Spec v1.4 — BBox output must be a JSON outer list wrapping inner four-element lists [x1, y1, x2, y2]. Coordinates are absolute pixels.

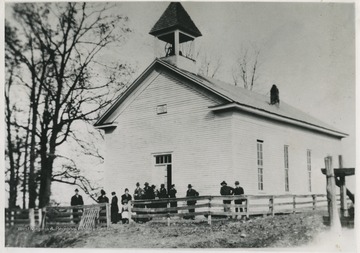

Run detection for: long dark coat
[[186, 188, 199, 206], [97, 195, 109, 203], [121, 193, 132, 205], [233, 186, 244, 204], [111, 196, 119, 223], [71, 195, 84, 206], [71, 194, 84, 224], [220, 185, 234, 204]]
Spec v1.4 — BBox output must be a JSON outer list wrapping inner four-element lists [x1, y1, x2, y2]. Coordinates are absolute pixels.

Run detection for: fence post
[[38, 208, 42, 228], [269, 196, 274, 216], [325, 156, 341, 230], [246, 196, 250, 219], [312, 194, 317, 211], [292, 196, 296, 213], [127, 201, 132, 224], [207, 196, 212, 225], [106, 203, 111, 227], [167, 199, 170, 227], [11, 210, 14, 226]]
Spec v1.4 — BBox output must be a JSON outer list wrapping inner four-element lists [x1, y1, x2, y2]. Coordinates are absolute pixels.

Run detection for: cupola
[[149, 2, 202, 73]]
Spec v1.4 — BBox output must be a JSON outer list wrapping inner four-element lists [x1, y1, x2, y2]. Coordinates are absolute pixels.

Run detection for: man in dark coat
[[186, 184, 199, 220], [168, 184, 177, 213], [111, 192, 119, 224], [220, 181, 234, 212], [233, 181, 245, 219], [143, 182, 151, 200], [121, 188, 132, 205], [134, 182, 144, 200], [71, 188, 84, 224], [158, 184, 168, 213], [97, 189, 109, 203], [97, 189, 109, 224]]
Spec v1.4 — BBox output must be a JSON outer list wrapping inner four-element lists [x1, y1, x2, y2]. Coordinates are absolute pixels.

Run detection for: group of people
[[220, 180, 245, 216], [70, 180, 244, 224]]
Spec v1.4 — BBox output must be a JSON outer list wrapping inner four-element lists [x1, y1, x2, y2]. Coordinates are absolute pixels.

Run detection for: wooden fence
[[5, 194, 346, 228], [5, 203, 110, 229], [45, 203, 110, 228], [5, 208, 41, 227], [130, 194, 345, 225]]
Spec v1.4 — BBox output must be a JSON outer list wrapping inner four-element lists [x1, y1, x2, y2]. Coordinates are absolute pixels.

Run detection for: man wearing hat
[[234, 181, 245, 219], [97, 189, 109, 203], [186, 184, 199, 219], [134, 182, 144, 200], [220, 181, 234, 212], [143, 182, 151, 200], [169, 184, 177, 213], [71, 189, 84, 224], [158, 184, 168, 212]]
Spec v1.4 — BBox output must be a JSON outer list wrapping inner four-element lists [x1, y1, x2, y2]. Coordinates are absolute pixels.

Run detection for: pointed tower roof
[[149, 2, 202, 37]]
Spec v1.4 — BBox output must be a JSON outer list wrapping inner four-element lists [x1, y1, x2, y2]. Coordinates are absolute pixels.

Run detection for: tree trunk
[[28, 87, 39, 209]]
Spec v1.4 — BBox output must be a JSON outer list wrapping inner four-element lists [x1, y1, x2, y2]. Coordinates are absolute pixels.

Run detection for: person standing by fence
[[97, 189, 109, 203], [121, 189, 132, 224], [71, 188, 84, 224], [97, 189, 109, 224], [158, 184, 168, 213], [134, 182, 144, 200], [111, 192, 119, 224], [220, 181, 234, 213], [186, 184, 199, 220], [233, 181, 244, 219], [169, 184, 177, 213]]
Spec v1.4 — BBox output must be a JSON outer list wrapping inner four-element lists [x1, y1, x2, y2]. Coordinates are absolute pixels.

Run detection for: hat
[[144, 182, 149, 186], [161, 183, 165, 188], [101, 189, 106, 195], [188, 184, 192, 188], [125, 188, 129, 192], [151, 185, 156, 189], [171, 184, 175, 188], [136, 182, 140, 187], [221, 181, 227, 185], [235, 181, 239, 185], [75, 188, 79, 192]]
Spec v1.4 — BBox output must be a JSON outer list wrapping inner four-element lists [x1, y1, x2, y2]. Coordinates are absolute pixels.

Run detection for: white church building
[[94, 2, 347, 197]]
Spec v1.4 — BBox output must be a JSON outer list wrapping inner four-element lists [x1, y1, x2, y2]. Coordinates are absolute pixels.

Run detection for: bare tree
[[232, 47, 260, 90], [5, 2, 133, 212], [195, 46, 222, 78]]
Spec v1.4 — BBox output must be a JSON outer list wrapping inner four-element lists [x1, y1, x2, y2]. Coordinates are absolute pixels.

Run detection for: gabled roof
[[94, 59, 347, 139], [149, 2, 202, 37]]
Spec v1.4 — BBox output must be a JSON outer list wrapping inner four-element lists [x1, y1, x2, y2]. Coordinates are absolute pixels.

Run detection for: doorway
[[153, 154, 172, 190]]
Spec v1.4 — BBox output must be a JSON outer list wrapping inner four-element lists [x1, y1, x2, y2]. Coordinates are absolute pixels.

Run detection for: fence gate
[[78, 206, 101, 230]]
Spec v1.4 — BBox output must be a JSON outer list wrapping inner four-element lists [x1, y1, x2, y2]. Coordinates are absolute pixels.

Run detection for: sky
[[3, 1, 356, 205]]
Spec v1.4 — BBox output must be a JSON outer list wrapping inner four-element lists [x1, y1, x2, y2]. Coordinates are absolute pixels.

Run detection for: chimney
[[270, 84, 280, 105]]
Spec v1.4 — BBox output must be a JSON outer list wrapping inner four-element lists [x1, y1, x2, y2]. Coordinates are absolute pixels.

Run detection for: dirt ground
[[5, 212, 350, 248]]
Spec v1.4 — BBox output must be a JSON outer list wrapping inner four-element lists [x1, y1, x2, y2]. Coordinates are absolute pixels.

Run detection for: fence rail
[[5, 194, 347, 228], [130, 194, 345, 225], [5, 203, 110, 229]]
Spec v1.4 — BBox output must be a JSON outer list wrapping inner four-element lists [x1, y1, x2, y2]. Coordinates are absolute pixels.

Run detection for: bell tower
[[149, 2, 202, 73]]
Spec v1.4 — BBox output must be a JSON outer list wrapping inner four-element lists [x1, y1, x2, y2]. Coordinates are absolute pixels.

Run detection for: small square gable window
[[156, 104, 167, 115]]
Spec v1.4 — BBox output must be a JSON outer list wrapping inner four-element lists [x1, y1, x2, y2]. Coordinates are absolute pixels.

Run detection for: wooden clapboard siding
[[232, 111, 342, 195], [103, 65, 343, 198], [104, 68, 232, 196]]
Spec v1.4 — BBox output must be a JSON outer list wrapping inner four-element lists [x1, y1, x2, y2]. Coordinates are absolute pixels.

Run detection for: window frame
[[284, 145, 289, 192], [257, 140, 264, 191], [307, 149, 312, 192]]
